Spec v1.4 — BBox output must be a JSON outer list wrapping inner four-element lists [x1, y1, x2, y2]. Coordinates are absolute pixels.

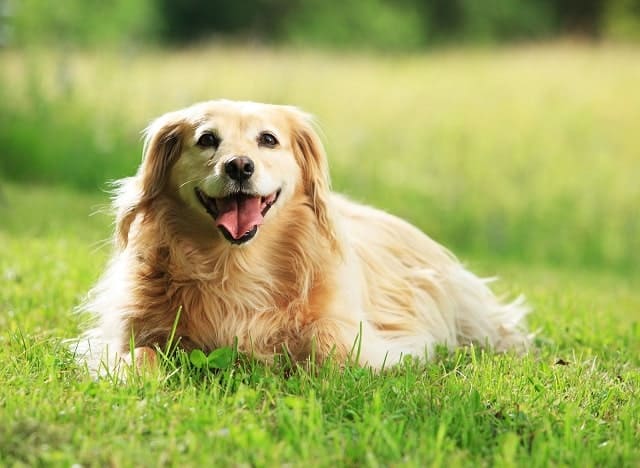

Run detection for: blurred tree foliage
[[156, 0, 640, 49], [1, 0, 640, 49], [3, 0, 157, 47]]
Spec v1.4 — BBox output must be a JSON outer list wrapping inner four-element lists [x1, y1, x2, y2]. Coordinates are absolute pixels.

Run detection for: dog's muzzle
[[195, 187, 280, 244]]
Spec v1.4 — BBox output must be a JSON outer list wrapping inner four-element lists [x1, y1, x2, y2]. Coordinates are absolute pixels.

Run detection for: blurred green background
[[3, 0, 640, 48], [1, 0, 639, 271]]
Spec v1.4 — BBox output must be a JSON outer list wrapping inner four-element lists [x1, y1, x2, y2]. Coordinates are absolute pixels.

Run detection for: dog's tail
[[449, 266, 532, 353]]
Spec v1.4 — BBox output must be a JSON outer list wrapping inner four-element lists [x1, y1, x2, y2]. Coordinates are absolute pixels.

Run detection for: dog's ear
[[115, 112, 185, 248], [289, 109, 339, 251], [139, 113, 185, 201]]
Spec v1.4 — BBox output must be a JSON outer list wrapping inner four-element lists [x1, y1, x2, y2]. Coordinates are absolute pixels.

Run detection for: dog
[[77, 100, 529, 374]]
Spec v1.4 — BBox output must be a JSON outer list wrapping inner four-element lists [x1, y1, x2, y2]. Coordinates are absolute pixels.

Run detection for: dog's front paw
[[132, 346, 158, 370]]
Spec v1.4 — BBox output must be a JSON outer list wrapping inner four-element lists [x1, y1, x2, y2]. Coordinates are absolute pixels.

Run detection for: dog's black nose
[[224, 156, 254, 182]]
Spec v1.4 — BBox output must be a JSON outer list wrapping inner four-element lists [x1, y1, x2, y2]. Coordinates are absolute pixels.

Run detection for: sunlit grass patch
[[2, 43, 639, 270], [0, 182, 638, 465], [1, 43, 639, 465]]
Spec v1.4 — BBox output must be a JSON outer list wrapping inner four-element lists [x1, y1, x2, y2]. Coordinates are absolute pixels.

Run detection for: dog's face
[[120, 100, 333, 247], [170, 101, 304, 244]]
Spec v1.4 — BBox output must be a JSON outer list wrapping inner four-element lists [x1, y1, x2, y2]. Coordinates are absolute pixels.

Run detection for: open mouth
[[195, 187, 280, 244]]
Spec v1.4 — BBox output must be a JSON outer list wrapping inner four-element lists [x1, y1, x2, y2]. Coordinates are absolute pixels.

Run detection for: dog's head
[[117, 100, 335, 248]]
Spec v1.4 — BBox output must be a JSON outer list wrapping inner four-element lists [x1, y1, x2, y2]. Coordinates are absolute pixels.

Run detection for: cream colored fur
[[76, 100, 530, 374]]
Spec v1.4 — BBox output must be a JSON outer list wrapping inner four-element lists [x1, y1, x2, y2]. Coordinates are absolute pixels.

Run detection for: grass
[[0, 182, 638, 466], [1, 42, 639, 465], [1, 43, 640, 270]]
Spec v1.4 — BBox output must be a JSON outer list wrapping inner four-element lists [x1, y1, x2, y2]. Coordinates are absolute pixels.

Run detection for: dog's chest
[[137, 240, 324, 355], [172, 273, 312, 354]]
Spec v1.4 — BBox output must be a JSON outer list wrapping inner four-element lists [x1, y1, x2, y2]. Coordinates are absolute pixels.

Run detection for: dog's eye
[[197, 132, 220, 149], [258, 132, 279, 148]]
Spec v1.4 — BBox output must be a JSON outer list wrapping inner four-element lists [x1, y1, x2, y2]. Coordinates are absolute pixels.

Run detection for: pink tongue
[[216, 195, 264, 239]]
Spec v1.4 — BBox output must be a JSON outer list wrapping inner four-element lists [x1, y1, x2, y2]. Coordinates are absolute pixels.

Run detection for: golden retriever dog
[[77, 100, 529, 374]]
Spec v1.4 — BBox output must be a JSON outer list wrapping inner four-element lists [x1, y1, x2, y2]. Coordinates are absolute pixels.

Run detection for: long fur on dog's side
[[76, 100, 530, 374]]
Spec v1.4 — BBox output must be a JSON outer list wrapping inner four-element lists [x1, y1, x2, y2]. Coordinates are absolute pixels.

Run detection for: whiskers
[[178, 177, 203, 190], [89, 202, 112, 218], [90, 237, 113, 254]]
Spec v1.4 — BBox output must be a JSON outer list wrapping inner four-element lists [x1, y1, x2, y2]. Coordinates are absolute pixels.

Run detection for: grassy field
[[2, 42, 640, 270], [1, 43, 639, 465], [0, 183, 638, 466]]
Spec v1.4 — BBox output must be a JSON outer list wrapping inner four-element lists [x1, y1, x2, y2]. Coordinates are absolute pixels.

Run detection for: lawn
[[1, 43, 639, 466]]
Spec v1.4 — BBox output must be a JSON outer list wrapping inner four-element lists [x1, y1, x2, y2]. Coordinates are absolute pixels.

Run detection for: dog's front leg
[[125, 346, 158, 371], [300, 319, 350, 365], [301, 317, 404, 370]]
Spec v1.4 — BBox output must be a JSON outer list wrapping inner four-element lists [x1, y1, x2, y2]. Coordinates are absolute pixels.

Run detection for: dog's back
[[333, 194, 530, 358]]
